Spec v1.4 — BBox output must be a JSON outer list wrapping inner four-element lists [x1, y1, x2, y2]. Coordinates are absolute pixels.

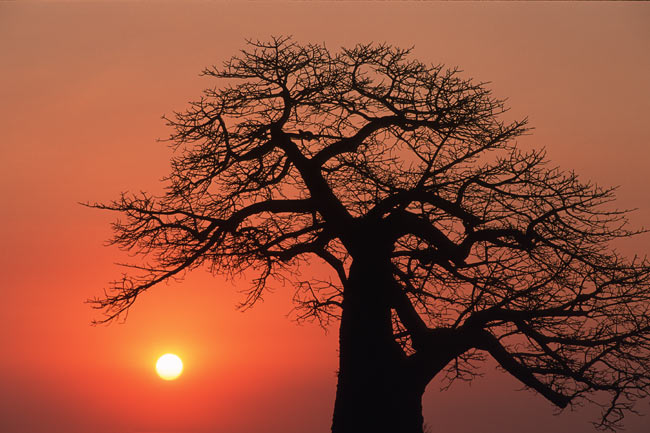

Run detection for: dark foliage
[[90, 37, 650, 431]]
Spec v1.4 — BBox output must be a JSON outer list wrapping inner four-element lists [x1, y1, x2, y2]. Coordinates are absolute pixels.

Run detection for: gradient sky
[[1, 2, 649, 433]]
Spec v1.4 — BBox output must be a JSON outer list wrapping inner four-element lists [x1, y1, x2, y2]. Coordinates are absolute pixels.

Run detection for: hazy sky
[[1, 2, 649, 433]]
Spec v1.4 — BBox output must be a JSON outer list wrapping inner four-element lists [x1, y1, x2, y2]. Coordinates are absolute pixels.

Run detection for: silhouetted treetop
[[90, 37, 650, 432]]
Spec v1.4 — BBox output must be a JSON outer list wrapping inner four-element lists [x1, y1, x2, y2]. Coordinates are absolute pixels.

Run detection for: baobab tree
[[89, 37, 650, 433]]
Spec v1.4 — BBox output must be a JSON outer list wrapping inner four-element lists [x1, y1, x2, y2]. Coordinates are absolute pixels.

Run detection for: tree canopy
[[91, 37, 650, 431]]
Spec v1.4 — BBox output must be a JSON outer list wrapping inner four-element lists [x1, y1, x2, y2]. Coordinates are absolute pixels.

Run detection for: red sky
[[1, 2, 649, 433]]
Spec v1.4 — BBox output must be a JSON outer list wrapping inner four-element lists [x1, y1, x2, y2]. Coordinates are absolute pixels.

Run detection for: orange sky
[[1, 2, 649, 433]]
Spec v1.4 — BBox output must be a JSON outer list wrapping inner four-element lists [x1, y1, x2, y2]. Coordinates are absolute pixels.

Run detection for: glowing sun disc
[[156, 353, 183, 380]]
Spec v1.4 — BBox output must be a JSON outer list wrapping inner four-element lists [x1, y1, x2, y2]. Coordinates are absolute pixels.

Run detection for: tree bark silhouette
[[333, 254, 426, 433]]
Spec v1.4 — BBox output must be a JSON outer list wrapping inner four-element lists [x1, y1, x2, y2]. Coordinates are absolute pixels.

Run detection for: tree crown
[[90, 37, 650, 430]]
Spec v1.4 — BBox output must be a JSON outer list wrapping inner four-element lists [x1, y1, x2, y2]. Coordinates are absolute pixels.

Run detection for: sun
[[155, 353, 183, 380]]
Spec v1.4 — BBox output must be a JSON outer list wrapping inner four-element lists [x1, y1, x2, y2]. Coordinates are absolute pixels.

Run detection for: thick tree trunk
[[331, 256, 426, 433], [331, 367, 425, 433]]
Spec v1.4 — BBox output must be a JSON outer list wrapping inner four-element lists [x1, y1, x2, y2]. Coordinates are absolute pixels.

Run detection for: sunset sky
[[1, 2, 649, 433]]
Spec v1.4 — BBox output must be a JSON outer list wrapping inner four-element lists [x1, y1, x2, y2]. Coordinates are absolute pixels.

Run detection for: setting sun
[[156, 354, 183, 380]]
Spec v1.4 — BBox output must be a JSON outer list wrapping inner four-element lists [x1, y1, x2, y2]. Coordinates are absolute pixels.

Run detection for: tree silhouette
[[90, 37, 650, 433]]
